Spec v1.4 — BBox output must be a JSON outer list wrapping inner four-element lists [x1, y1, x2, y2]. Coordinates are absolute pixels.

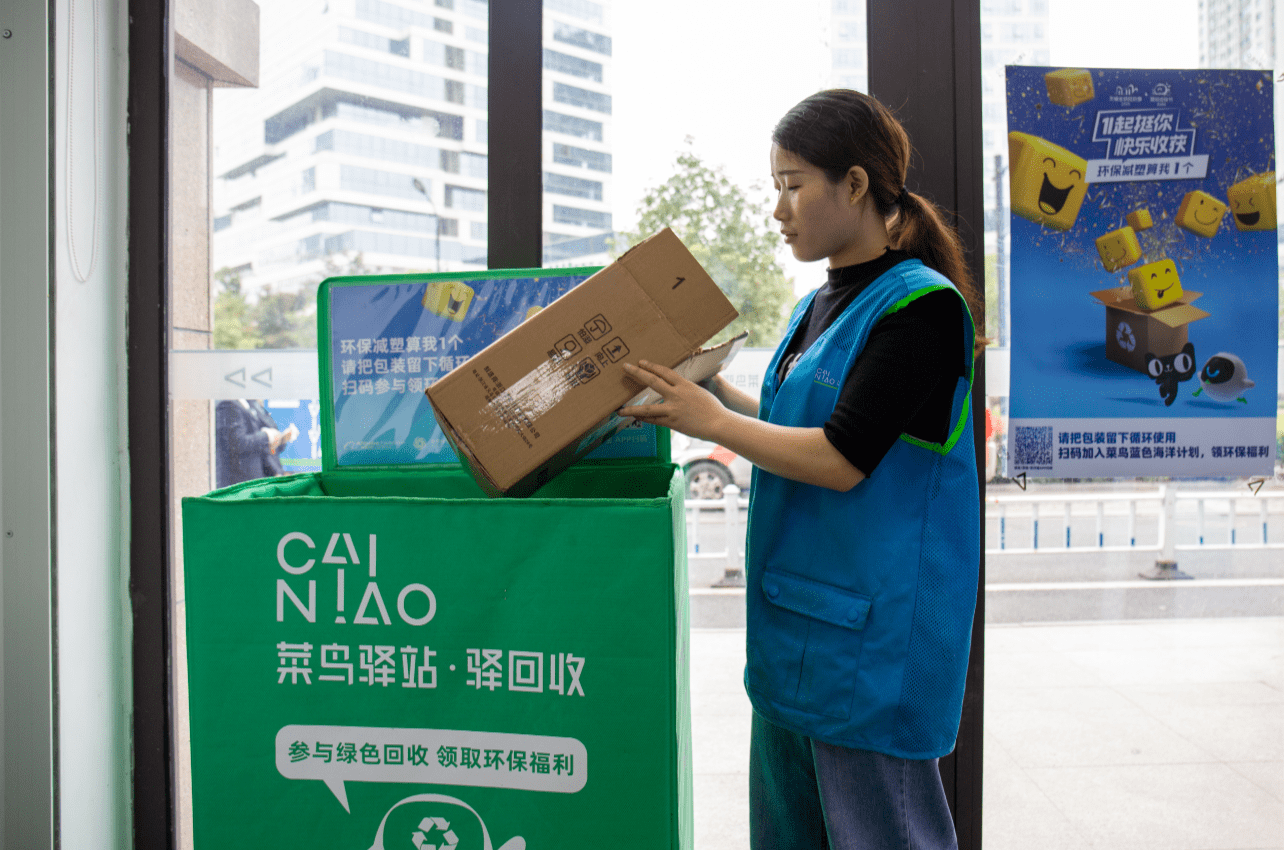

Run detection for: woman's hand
[[619, 360, 727, 441], [622, 360, 865, 492]]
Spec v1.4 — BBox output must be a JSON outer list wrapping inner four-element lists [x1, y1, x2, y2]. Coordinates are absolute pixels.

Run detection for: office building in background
[[212, 0, 615, 294]]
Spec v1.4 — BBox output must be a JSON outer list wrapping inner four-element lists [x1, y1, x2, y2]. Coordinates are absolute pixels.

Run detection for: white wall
[[52, 0, 133, 846], [1, 0, 132, 845]]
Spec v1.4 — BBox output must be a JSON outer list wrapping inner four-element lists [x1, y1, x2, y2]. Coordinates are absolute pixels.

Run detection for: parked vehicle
[[672, 433, 752, 499]]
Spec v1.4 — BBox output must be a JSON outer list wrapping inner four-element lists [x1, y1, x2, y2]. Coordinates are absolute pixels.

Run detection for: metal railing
[[985, 484, 1284, 555], [684, 484, 1284, 573], [685, 485, 748, 584]]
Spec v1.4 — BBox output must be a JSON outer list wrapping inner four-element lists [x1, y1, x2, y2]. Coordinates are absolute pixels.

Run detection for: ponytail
[[892, 191, 981, 332]]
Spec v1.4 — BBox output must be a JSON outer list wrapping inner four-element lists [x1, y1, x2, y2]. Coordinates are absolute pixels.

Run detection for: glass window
[[552, 81, 612, 113], [552, 21, 612, 55], [542, 109, 603, 140], [170, 5, 493, 838], [543, 171, 603, 200], [545, 48, 604, 82], [981, 2, 1283, 847]]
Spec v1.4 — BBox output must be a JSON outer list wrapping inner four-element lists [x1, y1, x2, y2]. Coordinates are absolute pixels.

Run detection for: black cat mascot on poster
[[1145, 342, 1196, 406]]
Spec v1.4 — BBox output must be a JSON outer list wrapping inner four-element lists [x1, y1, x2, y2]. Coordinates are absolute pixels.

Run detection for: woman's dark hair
[[773, 89, 981, 331]]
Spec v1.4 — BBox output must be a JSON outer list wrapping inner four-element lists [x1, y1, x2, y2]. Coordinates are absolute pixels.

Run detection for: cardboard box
[[1089, 285, 1209, 374], [426, 228, 739, 496]]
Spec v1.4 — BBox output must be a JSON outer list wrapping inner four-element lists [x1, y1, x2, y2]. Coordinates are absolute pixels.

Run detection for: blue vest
[[745, 259, 979, 758]]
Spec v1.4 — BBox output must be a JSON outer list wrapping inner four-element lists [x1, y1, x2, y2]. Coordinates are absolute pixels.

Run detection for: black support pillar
[[867, 2, 986, 848], [489, 0, 544, 270]]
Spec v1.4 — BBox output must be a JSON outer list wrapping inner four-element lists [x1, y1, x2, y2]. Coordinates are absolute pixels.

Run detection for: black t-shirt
[[775, 250, 968, 476]]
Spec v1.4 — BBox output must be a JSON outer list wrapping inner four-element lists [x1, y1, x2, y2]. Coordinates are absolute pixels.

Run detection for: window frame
[[127, 2, 986, 846]]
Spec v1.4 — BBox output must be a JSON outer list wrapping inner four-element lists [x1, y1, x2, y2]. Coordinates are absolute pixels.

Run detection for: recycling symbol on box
[[1115, 320, 1136, 352], [412, 817, 459, 850]]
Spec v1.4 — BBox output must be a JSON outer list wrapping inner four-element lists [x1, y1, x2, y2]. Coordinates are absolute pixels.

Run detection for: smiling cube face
[[1044, 69, 1095, 108], [422, 280, 475, 321], [1095, 226, 1142, 272], [1175, 190, 1228, 238], [1128, 259, 1184, 310], [1008, 132, 1089, 231], [1227, 172, 1276, 232]]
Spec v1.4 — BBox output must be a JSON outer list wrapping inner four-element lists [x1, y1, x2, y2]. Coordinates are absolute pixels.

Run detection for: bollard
[[1140, 485, 1192, 580], [713, 485, 746, 587]]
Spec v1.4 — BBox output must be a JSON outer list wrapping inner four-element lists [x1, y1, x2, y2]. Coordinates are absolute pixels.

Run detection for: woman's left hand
[[618, 360, 725, 440]]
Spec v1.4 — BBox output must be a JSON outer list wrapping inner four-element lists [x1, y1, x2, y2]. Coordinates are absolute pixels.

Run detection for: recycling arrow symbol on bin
[[411, 817, 458, 850]]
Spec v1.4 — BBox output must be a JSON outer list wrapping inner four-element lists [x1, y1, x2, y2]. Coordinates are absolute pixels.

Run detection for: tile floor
[[690, 618, 1284, 850]]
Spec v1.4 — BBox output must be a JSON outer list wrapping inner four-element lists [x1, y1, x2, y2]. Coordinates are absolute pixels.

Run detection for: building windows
[[552, 204, 611, 229], [306, 201, 437, 233], [544, 171, 603, 200], [339, 164, 423, 199], [544, 231, 611, 263], [339, 27, 411, 57], [324, 229, 466, 261], [543, 110, 603, 141], [553, 82, 611, 114], [544, 49, 604, 82], [444, 184, 486, 212], [553, 22, 612, 55], [323, 50, 486, 111], [552, 143, 611, 172], [461, 151, 488, 179], [547, 0, 605, 24], [316, 129, 443, 169]]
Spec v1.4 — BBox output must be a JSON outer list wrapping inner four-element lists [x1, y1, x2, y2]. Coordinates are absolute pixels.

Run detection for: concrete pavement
[[690, 618, 1284, 850]]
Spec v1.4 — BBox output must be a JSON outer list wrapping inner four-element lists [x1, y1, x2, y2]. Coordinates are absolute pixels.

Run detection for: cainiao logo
[[276, 532, 437, 627], [813, 367, 841, 390]]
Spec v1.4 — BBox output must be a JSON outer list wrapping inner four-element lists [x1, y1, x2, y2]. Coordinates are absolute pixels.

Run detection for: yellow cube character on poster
[[1227, 171, 1276, 231], [1095, 226, 1142, 272], [1128, 259, 1184, 311], [1008, 132, 1089, 231], [1044, 68, 1095, 108], [1126, 208, 1153, 231], [1175, 190, 1228, 238], [422, 280, 475, 322]]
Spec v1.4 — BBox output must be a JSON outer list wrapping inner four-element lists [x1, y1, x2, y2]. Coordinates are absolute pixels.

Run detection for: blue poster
[[268, 399, 323, 474], [322, 272, 658, 468], [1006, 66, 1278, 477]]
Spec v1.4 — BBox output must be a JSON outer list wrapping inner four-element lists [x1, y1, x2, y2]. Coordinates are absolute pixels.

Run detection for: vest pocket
[[751, 570, 871, 720]]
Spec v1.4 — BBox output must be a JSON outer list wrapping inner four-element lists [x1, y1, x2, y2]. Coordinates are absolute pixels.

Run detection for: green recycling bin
[[182, 269, 693, 849]]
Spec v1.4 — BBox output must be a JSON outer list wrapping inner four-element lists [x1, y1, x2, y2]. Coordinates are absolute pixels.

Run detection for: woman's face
[[770, 144, 866, 267]]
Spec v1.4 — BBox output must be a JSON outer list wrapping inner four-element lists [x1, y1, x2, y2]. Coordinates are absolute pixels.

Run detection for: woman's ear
[[847, 166, 870, 205]]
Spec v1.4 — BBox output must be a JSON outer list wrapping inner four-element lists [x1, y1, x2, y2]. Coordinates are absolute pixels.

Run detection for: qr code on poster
[[1013, 426, 1053, 468]]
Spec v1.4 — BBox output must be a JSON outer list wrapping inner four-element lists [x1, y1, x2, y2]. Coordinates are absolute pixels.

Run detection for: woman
[[621, 89, 981, 850]]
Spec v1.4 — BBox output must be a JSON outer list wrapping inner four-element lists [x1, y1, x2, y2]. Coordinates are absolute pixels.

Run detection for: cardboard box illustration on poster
[[1005, 66, 1279, 478]]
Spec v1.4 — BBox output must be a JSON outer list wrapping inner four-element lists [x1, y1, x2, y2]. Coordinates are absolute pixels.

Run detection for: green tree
[[213, 267, 262, 350], [615, 144, 794, 347], [212, 252, 378, 350]]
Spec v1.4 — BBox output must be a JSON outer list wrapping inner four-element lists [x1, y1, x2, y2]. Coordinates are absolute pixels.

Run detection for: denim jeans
[[749, 712, 958, 850]]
